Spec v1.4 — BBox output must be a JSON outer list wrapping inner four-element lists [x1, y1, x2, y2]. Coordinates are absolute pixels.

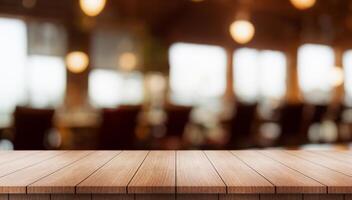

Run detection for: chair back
[[277, 103, 305, 145], [13, 106, 55, 150], [98, 105, 141, 150], [164, 105, 192, 137], [228, 103, 257, 148], [309, 104, 328, 123]]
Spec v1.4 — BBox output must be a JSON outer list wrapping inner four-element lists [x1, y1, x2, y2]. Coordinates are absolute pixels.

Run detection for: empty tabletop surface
[[0, 150, 351, 195]]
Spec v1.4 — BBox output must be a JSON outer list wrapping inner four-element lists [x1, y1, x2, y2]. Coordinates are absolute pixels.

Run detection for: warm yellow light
[[290, 0, 316, 10], [66, 51, 89, 73], [118, 52, 138, 71], [330, 67, 344, 87], [79, 0, 106, 17], [229, 20, 255, 44]]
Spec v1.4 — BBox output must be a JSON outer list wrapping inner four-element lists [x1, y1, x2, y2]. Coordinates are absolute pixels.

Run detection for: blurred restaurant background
[[0, 0, 352, 150]]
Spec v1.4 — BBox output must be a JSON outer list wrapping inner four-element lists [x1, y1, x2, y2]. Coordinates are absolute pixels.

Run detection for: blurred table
[[0, 150, 351, 199]]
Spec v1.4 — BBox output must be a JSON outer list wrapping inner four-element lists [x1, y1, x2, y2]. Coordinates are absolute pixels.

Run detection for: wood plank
[[177, 151, 226, 194], [0, 195, 7, 200], [260, 194, 302, 200], [345, 194, 352, 200], [0, 151, 92, 193], [135, 194, 175, 200], [309, 151, 352, 165], [303, 194, 343, 200], [51, 194, 91, 200], [0, 151, 40, 165], [219, 194, 259, 200], [260, 150, 352, 193], [92, 194, 134, 200], [177, 194, 218, 200], [27, 151, 120, 194], [77, 151, 148, 194], [205, 151, 274, 194], [231, 151, 325, 194], [288, 150, 352, 177], [0, 151, 63, 178], [9, 195, 49, 200], [128, 151, 175, 194]]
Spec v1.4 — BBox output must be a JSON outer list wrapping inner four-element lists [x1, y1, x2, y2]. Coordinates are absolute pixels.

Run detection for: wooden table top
[[0, 150, 352, 200]]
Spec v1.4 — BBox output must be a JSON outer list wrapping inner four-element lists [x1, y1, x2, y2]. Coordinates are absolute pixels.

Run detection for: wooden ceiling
[[0, 0, 352, 49]]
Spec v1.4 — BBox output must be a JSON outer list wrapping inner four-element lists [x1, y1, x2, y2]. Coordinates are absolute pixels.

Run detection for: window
[[298, 44, 335, 103], [169, 43, 227, 105], [0, 18, 67, 127], [233, 48, 287, 102], [27, 55, 66, 108], [0, 18, 27, 126], [343, 50, 352, 105], [89, 69, 143, 108]]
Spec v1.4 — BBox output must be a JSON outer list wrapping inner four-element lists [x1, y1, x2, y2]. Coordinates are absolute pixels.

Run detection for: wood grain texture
[[28, 151, 120, 194], [0, 151, 63, 178], [177, 194, 218, 200], [9, 195, 50, 200], [232, 151, 325, 194], [51, 194, 91, 200], [309, 151, 352, 165], [78, 151, 148, 194], [260, 194, 302, 200], [92, 194, 134, 200], [219, 194, 259, 200], [135, 194, 175, 200], [177, 151, 226, 194], [0, 151, 91, 193], [1, 150, 352, 198], [288, 150, 352, 177], [0, 151, 39, 165], [303, 194, 343, 200], [128, 151, 175, 194], [205, 151, 274, 194], [260, 150, 352, 193]]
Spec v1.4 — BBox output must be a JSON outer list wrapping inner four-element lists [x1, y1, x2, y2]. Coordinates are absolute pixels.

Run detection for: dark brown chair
[[308, 104, 329, 124], [329, 103, 346, 142], [227, 102, 257, 149], [98, 105, 141, 150], [13, 106, 55, 150], [164, 105, 192, 137], [277, 103, 305, 146]]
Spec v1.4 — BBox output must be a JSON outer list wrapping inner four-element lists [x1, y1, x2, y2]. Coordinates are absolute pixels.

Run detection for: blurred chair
[[13, 106, 55, 150], [277, 103, 305, 146], [308, 104, 328, 124], [98, 105, 141, 150], [303, 104, 329, 143], [329, 103, 347, 142], [161, 105, 192, 149], [227, 102, 257, 149], [165, 105, 192, 137]]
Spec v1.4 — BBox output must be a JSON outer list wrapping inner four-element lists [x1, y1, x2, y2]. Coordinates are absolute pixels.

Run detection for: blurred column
[[65, 24, 91, 110], [224, 48, 235, 102], [332, 47, 344, 105], [286, 44, 301, 103]]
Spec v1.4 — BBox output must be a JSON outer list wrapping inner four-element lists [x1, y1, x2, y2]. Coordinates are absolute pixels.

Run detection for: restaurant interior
[[0, 0, 351, 150]]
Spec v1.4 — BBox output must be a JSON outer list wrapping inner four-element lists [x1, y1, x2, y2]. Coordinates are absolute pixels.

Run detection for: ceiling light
[[290, 0, 316, 10], [79, 0, 106, 17], [66, 51, 89, 73], [229, 20, 255, 44]]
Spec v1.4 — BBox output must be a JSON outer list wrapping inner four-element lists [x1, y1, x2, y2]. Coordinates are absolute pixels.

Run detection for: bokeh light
[[66, 51, 89, 73], [229, 20, 255, 44]]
